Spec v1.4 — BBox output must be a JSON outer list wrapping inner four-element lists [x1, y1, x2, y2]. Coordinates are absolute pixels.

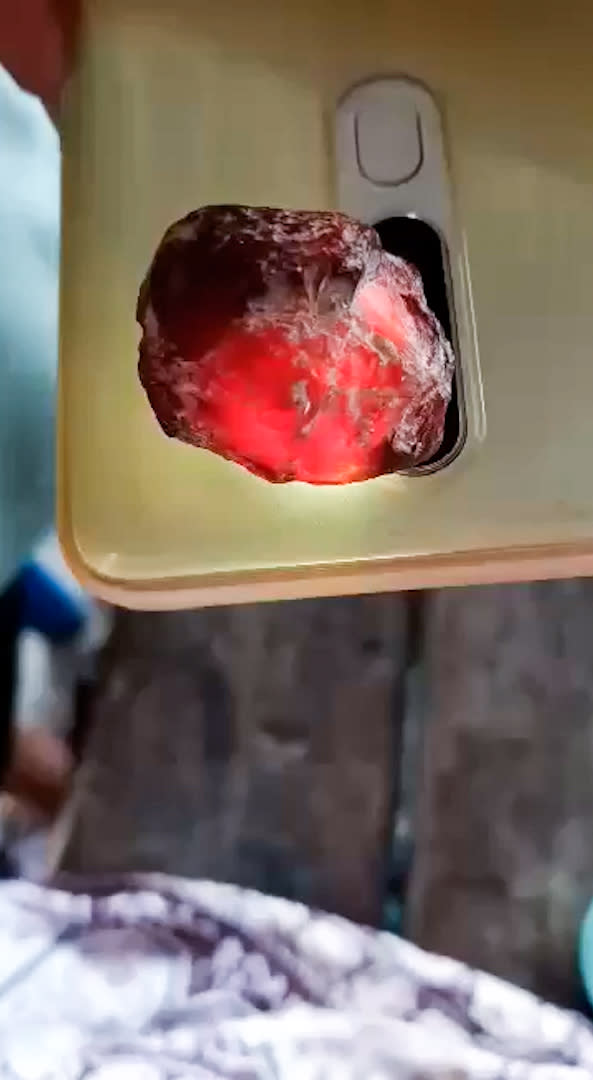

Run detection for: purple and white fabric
[[0, 874, 591, 1078]]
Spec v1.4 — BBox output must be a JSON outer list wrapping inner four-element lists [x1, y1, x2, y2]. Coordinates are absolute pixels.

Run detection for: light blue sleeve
[[0, 64, 60, 592]]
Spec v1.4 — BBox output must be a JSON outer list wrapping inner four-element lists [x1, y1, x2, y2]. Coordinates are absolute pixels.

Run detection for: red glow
[[138, 206, 453, 484]]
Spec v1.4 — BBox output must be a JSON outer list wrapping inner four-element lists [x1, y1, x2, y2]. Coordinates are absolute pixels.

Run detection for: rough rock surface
[[137, 205, 453, 484]]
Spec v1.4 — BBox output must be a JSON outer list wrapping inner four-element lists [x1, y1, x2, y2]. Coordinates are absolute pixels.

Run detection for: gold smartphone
[[59, 0, 593, 608]]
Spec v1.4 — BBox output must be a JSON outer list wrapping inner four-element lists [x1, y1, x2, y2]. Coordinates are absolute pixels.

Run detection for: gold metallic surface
[[58, 0, 593, 605]]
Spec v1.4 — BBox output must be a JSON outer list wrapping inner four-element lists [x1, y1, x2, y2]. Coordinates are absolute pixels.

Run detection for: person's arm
[[0, 2, 78, 820]]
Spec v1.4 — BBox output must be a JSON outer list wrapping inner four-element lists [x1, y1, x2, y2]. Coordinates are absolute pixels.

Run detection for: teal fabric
[[579, 897, 593, 1008], [0, 65, 60, 591]]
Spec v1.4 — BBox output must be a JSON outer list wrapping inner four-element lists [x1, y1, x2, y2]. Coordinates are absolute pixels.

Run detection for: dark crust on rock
[[137, 206, 382, 362]]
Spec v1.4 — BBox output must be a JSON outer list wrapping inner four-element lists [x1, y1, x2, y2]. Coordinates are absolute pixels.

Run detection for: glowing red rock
[[137, 206, 453, 484]]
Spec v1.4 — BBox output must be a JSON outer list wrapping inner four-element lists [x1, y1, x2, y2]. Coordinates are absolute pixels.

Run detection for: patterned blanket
[[0, 875, 591, 1078]]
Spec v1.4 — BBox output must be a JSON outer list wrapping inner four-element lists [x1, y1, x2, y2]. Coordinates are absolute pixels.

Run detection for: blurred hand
[[4, 726, 73, 820], [0, 0, 79, 116]]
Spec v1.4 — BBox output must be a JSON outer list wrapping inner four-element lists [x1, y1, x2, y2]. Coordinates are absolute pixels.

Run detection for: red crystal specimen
[[137, 206, 453, 484]]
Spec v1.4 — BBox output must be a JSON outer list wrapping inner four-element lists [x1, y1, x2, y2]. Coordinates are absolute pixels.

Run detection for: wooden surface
[[61, 580, 593, 1005], [406, 581, 593, 1005], [62, 595, 408, 925]]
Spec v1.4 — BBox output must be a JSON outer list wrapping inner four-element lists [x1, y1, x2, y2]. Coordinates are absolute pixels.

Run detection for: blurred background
[[3, 9, 593, 1022]]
